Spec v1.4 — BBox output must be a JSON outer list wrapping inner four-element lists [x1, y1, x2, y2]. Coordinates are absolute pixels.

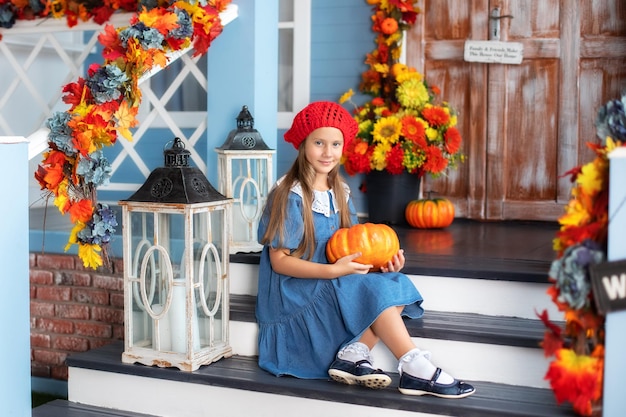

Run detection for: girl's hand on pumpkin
[[334, 252, 373, 275], [380, 249, 405, 273]]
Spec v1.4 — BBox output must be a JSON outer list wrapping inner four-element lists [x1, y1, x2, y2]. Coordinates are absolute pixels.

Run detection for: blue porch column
[[0, 137, 31, 416], [205, 0, 279, 185], [603, 147, 626, 416]]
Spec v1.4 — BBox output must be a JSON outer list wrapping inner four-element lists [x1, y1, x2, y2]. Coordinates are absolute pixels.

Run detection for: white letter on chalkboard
[[602, 273, 626, 300]]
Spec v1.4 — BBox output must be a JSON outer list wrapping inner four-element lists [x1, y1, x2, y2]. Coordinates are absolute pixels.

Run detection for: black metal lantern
[[120, 138, 233, 371], [216, 106, 275, 253], [129, 137, 226, 204], [216, 105, 271, 151]]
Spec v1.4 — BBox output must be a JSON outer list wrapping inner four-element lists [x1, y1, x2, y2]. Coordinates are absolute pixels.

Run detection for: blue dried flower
[[171, 9, 193, 39], [0, 4, 16, 29], [86, 64, 129, 104], [29, 0, 45, 14], [139, 0, 159, 11], [46, 111, 77, 155], [549, 239, 605, 310], [596, 93, 626, 143], [119, 22, 165, 50], [76, 150, 112, 187], [77, 203, 118, 245]]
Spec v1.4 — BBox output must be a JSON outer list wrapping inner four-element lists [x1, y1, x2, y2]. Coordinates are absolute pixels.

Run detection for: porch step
[[231, 294, 548, 348], [33, 399, 158, 417], [229, 293, 558, 388], [60, 342, 575, 417]]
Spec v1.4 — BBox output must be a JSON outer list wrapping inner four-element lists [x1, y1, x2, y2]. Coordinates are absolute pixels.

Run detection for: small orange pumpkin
[[326, 223, 400, 269], [405, 197, 455, 229]]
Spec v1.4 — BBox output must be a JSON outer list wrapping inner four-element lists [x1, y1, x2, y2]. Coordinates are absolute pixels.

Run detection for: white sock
[[398, 348, 454, 384], [337, 342, 374, 368]]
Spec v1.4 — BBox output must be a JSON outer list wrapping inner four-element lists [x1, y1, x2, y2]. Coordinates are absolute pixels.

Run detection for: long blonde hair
[[260, 145, 353, 260]]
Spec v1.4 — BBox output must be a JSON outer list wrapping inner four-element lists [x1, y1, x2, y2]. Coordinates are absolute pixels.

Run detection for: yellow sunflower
[[372, 116, 402, 145]]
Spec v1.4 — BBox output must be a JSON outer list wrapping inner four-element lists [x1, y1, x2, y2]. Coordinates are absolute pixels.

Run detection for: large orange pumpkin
[[405, 197, 455, 229], [326, 223, 400, 270]]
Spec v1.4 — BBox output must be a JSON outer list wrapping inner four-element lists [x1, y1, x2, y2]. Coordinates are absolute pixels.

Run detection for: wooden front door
[[407, 0, 626, 221]]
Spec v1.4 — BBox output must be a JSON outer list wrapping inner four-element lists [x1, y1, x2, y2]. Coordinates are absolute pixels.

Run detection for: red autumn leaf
[[166, 36, 187, 51], [62, 78, 89, 107], [541, 331, 564, 357], [65, 11, 78, 28], [536, 309, 563, 338], [212, 0, 232, 12], [91, 6, 115, 25], [99, 24, 125, 61]]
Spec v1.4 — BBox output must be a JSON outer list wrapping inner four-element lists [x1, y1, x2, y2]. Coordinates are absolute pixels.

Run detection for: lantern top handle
[[164, 137, 191, 168]]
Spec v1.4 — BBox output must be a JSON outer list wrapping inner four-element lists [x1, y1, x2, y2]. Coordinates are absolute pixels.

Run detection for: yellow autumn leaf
[[64, 221, 86, 251], [152, 49, 168, 69], [53, 179, 70, 214], [78, 243, 103, 269], [605, 136, 618, 153], [373, 63, 389, 75], [576, 161, 602, 195], [339, 89, 354, 104], [114, 101, 139, 142], [139, 9, 179, 34], [558, 199, 588, 227]]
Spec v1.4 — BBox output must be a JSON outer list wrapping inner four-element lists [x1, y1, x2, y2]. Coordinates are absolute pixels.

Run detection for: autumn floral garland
[[339, 0, 464, 178], [34, 0, 231, 269], [539, 94, 626, 416]]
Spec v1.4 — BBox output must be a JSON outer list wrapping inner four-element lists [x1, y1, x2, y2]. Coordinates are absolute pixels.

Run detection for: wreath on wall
[[539, 93, 626, 416], [30, 0, 232, 269]]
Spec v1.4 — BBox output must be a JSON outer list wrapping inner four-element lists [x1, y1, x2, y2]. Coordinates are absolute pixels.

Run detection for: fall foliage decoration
[[405, 194, 455, 229], [326, 222, 400, 270], [34, 0, 231, 270], [338, 0, 464, 178], [538, 92, 626, 416]]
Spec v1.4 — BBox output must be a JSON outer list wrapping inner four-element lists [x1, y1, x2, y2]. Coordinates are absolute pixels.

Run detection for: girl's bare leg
[[366, 306, 415, 359]]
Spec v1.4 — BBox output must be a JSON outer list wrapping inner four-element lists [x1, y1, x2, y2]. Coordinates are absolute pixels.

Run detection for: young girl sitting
[[255, 101, 474, 398]]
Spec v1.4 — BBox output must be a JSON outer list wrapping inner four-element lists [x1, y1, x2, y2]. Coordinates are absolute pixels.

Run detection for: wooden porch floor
[[233, 218, 560, 284], [30, 206, 559, 283]]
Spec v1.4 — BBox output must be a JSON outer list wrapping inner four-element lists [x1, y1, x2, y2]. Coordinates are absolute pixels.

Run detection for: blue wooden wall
[[277, 0, 372, 213]]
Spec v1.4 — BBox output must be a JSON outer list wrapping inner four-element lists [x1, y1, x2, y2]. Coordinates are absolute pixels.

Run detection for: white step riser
[[69, 368, 443, 417], [230, 321, 551, 389], [230, 263, 561, 319]]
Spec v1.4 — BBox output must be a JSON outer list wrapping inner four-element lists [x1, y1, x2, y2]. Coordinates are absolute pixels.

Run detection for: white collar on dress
[[275, 175, 350, 217]]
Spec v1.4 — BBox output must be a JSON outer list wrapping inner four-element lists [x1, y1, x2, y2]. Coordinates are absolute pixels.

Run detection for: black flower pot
[[365, 171, 421, 225]]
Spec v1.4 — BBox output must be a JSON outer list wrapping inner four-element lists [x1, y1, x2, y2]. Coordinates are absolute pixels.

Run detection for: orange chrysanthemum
[[421, 105, 450, 127], [401, 115, 427, 147], [422, 145, 448, 173], [444, 126, 462, 154]]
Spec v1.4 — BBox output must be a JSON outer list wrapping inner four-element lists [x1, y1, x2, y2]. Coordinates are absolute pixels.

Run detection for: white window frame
[[277, 0, 310, 129]]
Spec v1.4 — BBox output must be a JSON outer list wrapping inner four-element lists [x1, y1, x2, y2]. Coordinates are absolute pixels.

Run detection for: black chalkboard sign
[[590, 259, 626, 315]]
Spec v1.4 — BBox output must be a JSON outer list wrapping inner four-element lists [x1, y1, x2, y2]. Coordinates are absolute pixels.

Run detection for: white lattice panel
[[0, 7, 238, 207]]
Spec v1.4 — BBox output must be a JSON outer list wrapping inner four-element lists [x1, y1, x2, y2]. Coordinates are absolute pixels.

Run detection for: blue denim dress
[[255, 181, 424, 379]]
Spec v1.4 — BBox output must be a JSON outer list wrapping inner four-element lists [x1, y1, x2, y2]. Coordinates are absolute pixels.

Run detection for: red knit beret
[[284, 101, 358, 150]]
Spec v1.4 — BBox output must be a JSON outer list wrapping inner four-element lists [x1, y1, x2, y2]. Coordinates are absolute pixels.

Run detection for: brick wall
[[29, 253, 124, 380]]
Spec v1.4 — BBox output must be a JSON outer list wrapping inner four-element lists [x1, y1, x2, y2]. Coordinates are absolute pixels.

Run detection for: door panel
[[407, 0, 626, 221]]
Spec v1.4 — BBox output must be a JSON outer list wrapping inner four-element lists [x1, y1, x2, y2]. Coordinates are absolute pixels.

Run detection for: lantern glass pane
[[231, 158, 269, 243], [193, 210, 226, 346], [127, 210, 191, 353]]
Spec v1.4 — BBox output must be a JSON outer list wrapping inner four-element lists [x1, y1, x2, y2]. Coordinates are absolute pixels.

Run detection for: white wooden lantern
[[120, 138, 232, 372], [216, 105, 275, 254]]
